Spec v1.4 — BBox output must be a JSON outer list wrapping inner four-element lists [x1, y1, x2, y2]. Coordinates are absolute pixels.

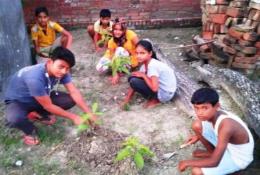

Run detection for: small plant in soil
[[115, 136, 155, 170], [96, 33, 112, 48], [77, 102, 103, 132], [108, 56, 131, 76], [122, 103, 131, 111]]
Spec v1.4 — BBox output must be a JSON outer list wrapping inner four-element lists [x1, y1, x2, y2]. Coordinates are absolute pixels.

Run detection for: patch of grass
[[36, 121, 66, 146], [31, 160, 60, 175]]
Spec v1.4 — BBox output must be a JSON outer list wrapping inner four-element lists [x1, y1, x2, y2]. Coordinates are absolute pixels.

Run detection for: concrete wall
[[23, 0, 202, 28]]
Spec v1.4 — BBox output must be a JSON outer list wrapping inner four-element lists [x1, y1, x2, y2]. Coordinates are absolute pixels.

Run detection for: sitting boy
[[31, 6, 72, 63], [178, 88, 254, 175], [4, 47, 96, 145], [87, 9, 113, 51]]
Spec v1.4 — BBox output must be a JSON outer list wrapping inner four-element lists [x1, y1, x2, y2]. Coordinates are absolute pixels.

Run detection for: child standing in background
[[31, 6, 72, 63], [96, 19, 139, 85], [87, 9, 113, 52], [121, 39, 177, 108]]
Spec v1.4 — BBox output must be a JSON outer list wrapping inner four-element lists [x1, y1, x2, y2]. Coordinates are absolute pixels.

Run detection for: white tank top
[[214, 111, 254, 169]]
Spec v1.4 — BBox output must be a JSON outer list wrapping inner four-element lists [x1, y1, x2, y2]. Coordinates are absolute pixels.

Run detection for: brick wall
[[23, 0, 202, 29]]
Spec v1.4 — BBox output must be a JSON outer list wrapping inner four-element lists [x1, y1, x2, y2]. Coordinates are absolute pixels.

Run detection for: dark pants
[[128, 76, 157, 99], [4, 91, 75, 135]]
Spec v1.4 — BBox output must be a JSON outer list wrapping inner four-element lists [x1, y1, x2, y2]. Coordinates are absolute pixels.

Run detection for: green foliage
[[108, 56, 131, 76], [115, 136, 154, 170], [77, 102, 103, 133], [122, 103, 130, 111], [96, 33, 112, 47]]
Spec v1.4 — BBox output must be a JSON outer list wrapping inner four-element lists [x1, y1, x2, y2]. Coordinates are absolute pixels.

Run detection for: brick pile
[[198, 0, 260, 75]]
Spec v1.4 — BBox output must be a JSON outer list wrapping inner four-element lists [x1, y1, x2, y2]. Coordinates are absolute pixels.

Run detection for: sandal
[[27, 111, 56, 125], [23, 134, 40, 145]]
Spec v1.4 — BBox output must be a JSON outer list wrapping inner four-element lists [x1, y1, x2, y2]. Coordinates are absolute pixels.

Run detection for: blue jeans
[[4, 91, 75, 135]]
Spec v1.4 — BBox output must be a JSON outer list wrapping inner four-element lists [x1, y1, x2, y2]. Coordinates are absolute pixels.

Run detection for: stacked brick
[[223, 0, 260, 73], [198, 0, 260, 75]]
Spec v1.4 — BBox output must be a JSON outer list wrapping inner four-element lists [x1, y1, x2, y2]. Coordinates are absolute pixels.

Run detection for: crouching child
[[178, 88, 254, 175]]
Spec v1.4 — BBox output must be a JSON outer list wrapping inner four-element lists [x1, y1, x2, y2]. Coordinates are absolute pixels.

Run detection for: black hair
[[100, 9, 111, 18], [50, 47, 75, 67], [35, 6, 49, 16], [136, 40, 157, 59], [191, 88, 219, 106]]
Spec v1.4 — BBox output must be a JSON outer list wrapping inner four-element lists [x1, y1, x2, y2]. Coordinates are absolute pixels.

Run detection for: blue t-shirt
[[5, 63, 71, 104]]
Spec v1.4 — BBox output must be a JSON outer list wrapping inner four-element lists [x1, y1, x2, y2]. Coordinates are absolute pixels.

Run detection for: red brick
[[252, 10, 260, 21], [229, 1, 248, 8], [226, 7, 245, 18], [248, 9, 257, 20], [209, 14, 227, 24], [200, 44, 211, 52], [223, 35, 237, 46], [216, 0, 229, 5], [255, 41, 260, 49], [239, 39, 254, 47], [206, 5, 219, 14], [234, 56, 258, 64], [202, 31, 214, 40], [223, 45, 237, 55], [241, 46, 257, 55], [213, 24, 221, 33], [218, 5, 228, 13], [228, 27, 245, 40], [232, 62, 256, 69], [242, 32, 258, 41]]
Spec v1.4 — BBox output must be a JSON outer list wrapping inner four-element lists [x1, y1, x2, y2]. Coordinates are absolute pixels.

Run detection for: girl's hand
[[131, 71, 145, 78], [111, 73, 120, 85]]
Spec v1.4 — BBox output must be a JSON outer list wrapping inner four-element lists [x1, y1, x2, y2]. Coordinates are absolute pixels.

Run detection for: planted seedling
[[107, 56, 131, 76], [96, 32, 112, 48], [115, 136, 154, 170], [122, 103, 130, 111], [77, 102, 103, 133]]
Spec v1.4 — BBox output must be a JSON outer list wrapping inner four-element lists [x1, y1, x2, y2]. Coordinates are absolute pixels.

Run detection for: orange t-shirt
[[104, 29, 138, 67]]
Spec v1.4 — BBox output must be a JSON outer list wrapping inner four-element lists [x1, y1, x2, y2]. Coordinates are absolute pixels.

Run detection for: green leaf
[[77, 124, 89, 132], [94, 112, 103, 116], [115, 147, 131, 161], [81, 113, 90, 121], [134, 152, 144, 169], [138, 145, 154, 157], [92, 102, 98, 113]]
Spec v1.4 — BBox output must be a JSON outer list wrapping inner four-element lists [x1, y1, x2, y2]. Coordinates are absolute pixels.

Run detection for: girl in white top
[[121, 39, 177, 108]]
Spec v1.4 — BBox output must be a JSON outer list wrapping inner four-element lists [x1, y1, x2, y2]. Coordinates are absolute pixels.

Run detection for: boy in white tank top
[[178, 88, 254, 175]]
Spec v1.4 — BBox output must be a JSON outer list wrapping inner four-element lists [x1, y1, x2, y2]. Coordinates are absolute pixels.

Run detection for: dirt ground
[[0, 27, 258, 175]]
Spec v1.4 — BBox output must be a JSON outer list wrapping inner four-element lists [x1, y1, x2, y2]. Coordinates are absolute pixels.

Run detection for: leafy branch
[[77, 102, 103, 132], [96, 33, 112, 47], [107, 56, 131, 76], [115, 136, 154, 169]]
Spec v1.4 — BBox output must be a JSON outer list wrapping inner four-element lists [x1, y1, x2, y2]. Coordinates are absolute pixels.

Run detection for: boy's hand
[[178, 160, 188, 172], [71, 114, 84, 125], [180, 135, 199, 149]]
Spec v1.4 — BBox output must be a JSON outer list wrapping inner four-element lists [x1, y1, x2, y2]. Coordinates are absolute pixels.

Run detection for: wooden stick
[[170, 39, 215, 49]]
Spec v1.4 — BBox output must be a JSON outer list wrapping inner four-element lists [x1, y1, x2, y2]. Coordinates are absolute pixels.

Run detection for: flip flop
[[23, 135, 40, 145], [27, 111, 56, 125]]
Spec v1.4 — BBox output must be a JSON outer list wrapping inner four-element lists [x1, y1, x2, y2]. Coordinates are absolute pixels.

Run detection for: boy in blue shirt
[[4, 47, 97, 145]]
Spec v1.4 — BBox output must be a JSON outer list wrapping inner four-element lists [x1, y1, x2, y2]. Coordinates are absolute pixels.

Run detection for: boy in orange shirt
[[31, 6, 72, 63]]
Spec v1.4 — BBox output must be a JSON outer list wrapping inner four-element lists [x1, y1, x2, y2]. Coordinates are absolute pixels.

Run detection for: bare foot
[[144, 99, 160, 108], [192, 149, 212, 158]]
